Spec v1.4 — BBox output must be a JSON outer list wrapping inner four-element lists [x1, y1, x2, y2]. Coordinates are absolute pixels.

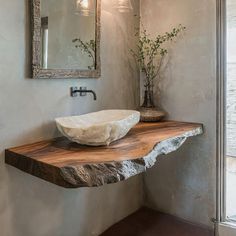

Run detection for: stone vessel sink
[[55, 110, 140, 146]]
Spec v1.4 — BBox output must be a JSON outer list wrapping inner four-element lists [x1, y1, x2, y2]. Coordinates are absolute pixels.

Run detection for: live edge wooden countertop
[[5, 121, 203, 188]]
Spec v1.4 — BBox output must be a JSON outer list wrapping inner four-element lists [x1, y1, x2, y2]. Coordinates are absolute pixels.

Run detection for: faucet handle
[[71, 86, 87, 97], [79, 87, 87, 96], [70, 87, 78, 97]]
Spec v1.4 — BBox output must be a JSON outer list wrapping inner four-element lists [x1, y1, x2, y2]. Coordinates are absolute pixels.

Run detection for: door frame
[[216, 0, 236, 234], [216, 0, 226, 225]]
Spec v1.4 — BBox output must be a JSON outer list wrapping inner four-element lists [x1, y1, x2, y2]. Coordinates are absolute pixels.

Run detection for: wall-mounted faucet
[[70, 87, 97, 101]]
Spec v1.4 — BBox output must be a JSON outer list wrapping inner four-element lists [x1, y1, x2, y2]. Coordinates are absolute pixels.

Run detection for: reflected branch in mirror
[[72, 38, 96, 70]]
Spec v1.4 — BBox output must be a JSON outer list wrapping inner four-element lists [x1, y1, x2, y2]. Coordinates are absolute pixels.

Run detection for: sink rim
[[55, 109, 140, 129], [55, 109, 141, 146]]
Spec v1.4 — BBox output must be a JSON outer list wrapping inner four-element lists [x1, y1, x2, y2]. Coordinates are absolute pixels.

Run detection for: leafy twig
[[130, 24, 186, 91], [72, 38, 96, 70]]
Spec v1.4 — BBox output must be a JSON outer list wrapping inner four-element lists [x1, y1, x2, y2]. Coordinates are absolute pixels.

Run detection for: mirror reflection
[[40, 0, 96, 70]]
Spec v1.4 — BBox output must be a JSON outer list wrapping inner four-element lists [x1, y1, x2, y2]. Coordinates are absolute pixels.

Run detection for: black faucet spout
[[83, 90, 97, 101]]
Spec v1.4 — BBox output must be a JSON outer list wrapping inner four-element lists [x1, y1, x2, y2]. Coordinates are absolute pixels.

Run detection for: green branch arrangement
[[131, 24, 186, 92], [72, 38, 96, 70]]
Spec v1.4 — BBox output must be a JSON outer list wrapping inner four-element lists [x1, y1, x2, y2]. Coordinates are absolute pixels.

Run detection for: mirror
[[31, 0, 101, 79]]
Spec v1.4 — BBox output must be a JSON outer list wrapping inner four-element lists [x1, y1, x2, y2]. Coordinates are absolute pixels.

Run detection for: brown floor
[[101, 208, 214, 236]]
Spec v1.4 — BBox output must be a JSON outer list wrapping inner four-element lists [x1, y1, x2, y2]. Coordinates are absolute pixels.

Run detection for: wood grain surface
[[5, 121, 203, 188]]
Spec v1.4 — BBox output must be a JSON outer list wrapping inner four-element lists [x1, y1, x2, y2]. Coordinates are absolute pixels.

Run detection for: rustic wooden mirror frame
[[31, 0, 101, 79]]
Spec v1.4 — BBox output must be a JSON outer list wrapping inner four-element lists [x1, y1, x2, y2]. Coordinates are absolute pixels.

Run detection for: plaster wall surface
[[141, 0, 217, 228], [0, 0, 142, 236]]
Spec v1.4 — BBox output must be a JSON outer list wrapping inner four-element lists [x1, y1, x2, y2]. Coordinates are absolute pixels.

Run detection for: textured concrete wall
[[141, 0, 217, 227], [0, 0, 142, 236]]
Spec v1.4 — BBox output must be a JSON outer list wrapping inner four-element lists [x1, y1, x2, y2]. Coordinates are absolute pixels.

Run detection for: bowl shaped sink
[[55, 110, 140, 146]]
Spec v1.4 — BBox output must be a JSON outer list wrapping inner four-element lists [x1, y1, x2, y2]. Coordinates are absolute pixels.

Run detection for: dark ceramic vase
[[139, 89, 166, 122]]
